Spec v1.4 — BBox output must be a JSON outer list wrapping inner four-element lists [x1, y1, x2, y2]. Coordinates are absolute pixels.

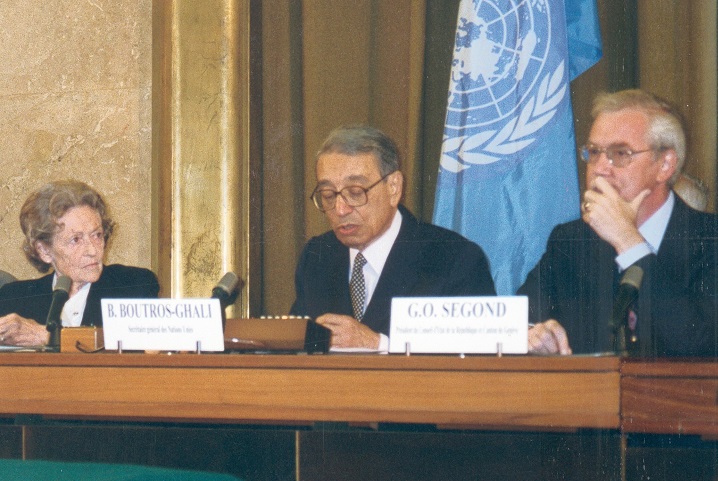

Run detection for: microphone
[[612, 265, 644, 355], [211, 272, 240, 330], [211, 272, 240, 308], [46, 275, 72, 348]]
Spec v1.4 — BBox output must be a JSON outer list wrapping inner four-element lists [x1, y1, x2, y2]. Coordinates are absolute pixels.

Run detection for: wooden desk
[[5, 355, 718, 434], [0, 353, 620, 430], [1, 354, 715, 481], [621, 358, 718, 438]]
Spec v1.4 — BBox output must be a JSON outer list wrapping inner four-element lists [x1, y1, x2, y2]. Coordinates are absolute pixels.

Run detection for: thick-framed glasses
[[310, 172, 393, 212], [579, 144, 656, 168]]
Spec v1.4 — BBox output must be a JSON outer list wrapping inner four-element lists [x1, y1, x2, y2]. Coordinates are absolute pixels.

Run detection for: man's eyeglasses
[[579, 144, 658, 168], [310, 172, 394, 212]]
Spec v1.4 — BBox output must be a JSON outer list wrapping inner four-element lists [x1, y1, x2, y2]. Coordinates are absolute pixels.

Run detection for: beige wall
[[0, 0, 153, 280], [637, 0, 717, 212]]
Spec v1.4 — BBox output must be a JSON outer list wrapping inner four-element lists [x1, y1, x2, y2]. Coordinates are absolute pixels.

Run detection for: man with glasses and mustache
[[291, 125, 495, 351], [519, 89, 718, 357]]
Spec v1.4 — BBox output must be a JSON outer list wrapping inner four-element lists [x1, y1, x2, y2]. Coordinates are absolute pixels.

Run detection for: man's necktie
[[350, 253, 367, 321]]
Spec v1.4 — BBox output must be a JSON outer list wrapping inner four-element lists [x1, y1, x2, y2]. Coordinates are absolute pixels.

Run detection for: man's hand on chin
[[315, 313, 381, 349], [582, 178, 650, 253]]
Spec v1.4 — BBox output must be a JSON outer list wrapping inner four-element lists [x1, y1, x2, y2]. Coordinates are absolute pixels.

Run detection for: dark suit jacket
[[518, 196, 718, 357], [0, 264, 160, 327], [290, 205, 496, 335]]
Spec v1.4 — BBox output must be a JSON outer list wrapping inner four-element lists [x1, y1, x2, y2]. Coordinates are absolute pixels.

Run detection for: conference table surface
[[0, 352, 715, 437]]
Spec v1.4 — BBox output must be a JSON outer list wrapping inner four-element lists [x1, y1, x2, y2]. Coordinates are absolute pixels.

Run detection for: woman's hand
[[0, 313, 50, 346]]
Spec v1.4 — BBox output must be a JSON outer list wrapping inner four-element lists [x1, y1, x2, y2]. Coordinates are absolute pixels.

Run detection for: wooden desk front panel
[[621, 360, 718, 437], [0, 354, 620, 430]]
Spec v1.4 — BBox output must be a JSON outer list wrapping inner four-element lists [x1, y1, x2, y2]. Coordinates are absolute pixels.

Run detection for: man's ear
[[657, 149, 678, 182], [388, 170, 404, 205], [36, 242, 53, 264]]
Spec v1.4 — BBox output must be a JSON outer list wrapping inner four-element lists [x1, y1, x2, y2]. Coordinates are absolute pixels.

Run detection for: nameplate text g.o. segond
[[101, 298, 224, 351], [389, 296, 528, 354]]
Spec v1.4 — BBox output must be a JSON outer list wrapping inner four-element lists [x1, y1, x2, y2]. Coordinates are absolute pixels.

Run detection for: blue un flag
[[433, 0, 602, 294]]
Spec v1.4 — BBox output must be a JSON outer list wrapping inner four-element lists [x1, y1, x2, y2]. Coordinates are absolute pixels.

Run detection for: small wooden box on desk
[[60, 327, 103, 353]]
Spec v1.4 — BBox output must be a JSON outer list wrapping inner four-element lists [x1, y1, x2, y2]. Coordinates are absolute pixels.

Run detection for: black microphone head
[[620, 265, 644, 290], [213, 272, 239, 297], [54, 275, 72, 294]]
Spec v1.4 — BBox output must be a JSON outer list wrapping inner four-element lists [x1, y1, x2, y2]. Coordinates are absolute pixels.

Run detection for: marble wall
[[0, 0, 153, 280]]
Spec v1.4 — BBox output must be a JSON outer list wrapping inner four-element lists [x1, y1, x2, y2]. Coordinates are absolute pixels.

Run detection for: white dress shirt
[[615, 192, 674, 271], [347, 209, 403, 352], [52, 274, 91, 328]]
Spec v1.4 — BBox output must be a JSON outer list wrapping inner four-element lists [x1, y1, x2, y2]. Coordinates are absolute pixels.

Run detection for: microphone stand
[[46, 321, 62, 350], [211, 272, 240, 331], [613, 319, 627, 356], [45, 276, 71, 351], [611, 266, 643, 357]]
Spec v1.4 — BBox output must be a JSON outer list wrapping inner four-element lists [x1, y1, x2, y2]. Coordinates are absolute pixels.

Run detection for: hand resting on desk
[[529, 320, 572, 355], [315, 313, 381, 350], [0, 313, 50, 347]]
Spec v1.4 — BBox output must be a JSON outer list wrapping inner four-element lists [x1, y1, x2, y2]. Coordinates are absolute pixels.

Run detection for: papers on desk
[[0, 345, 24, 351], [330, 346, 388, 354], [0, 344, 54, 352]]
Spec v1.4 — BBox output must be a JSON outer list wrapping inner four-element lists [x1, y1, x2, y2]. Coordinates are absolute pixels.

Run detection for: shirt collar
[[639, 191, 674, 252], [350, 209, 402, 276]]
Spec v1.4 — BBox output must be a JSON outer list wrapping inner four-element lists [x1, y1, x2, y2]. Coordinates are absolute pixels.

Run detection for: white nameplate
[[101, 299, 224, 351], [389, 296, 528, 354]]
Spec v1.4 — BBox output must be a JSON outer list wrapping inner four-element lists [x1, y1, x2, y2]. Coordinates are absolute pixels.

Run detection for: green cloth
[[0, 459, 242, 481]]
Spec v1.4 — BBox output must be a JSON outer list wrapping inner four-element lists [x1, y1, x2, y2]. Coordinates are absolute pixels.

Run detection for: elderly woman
[[0, 180, 159, 346]]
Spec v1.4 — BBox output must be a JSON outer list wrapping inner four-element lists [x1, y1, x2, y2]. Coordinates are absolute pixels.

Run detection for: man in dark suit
[[291, 126, 495, 350], [519, 89, 718, 357]]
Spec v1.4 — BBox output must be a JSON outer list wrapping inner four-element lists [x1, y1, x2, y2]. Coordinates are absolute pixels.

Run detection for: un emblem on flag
[[441, 0, 567, 173]]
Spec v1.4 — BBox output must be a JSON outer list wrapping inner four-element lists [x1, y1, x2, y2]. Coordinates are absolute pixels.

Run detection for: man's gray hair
[[316, 125, 400, 176], [592, 89, 686, 185]]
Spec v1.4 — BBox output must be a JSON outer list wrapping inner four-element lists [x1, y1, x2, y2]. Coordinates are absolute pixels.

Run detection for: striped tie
[[350, 253, 367, 321]]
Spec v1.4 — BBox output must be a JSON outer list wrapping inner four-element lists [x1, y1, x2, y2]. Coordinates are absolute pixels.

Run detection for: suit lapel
[[325, 240, 353, 316], [34, 274, 55, 324], [362, 209, 421, 332], [637, 196, 689, 355], [82, 267, 108, 326]]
